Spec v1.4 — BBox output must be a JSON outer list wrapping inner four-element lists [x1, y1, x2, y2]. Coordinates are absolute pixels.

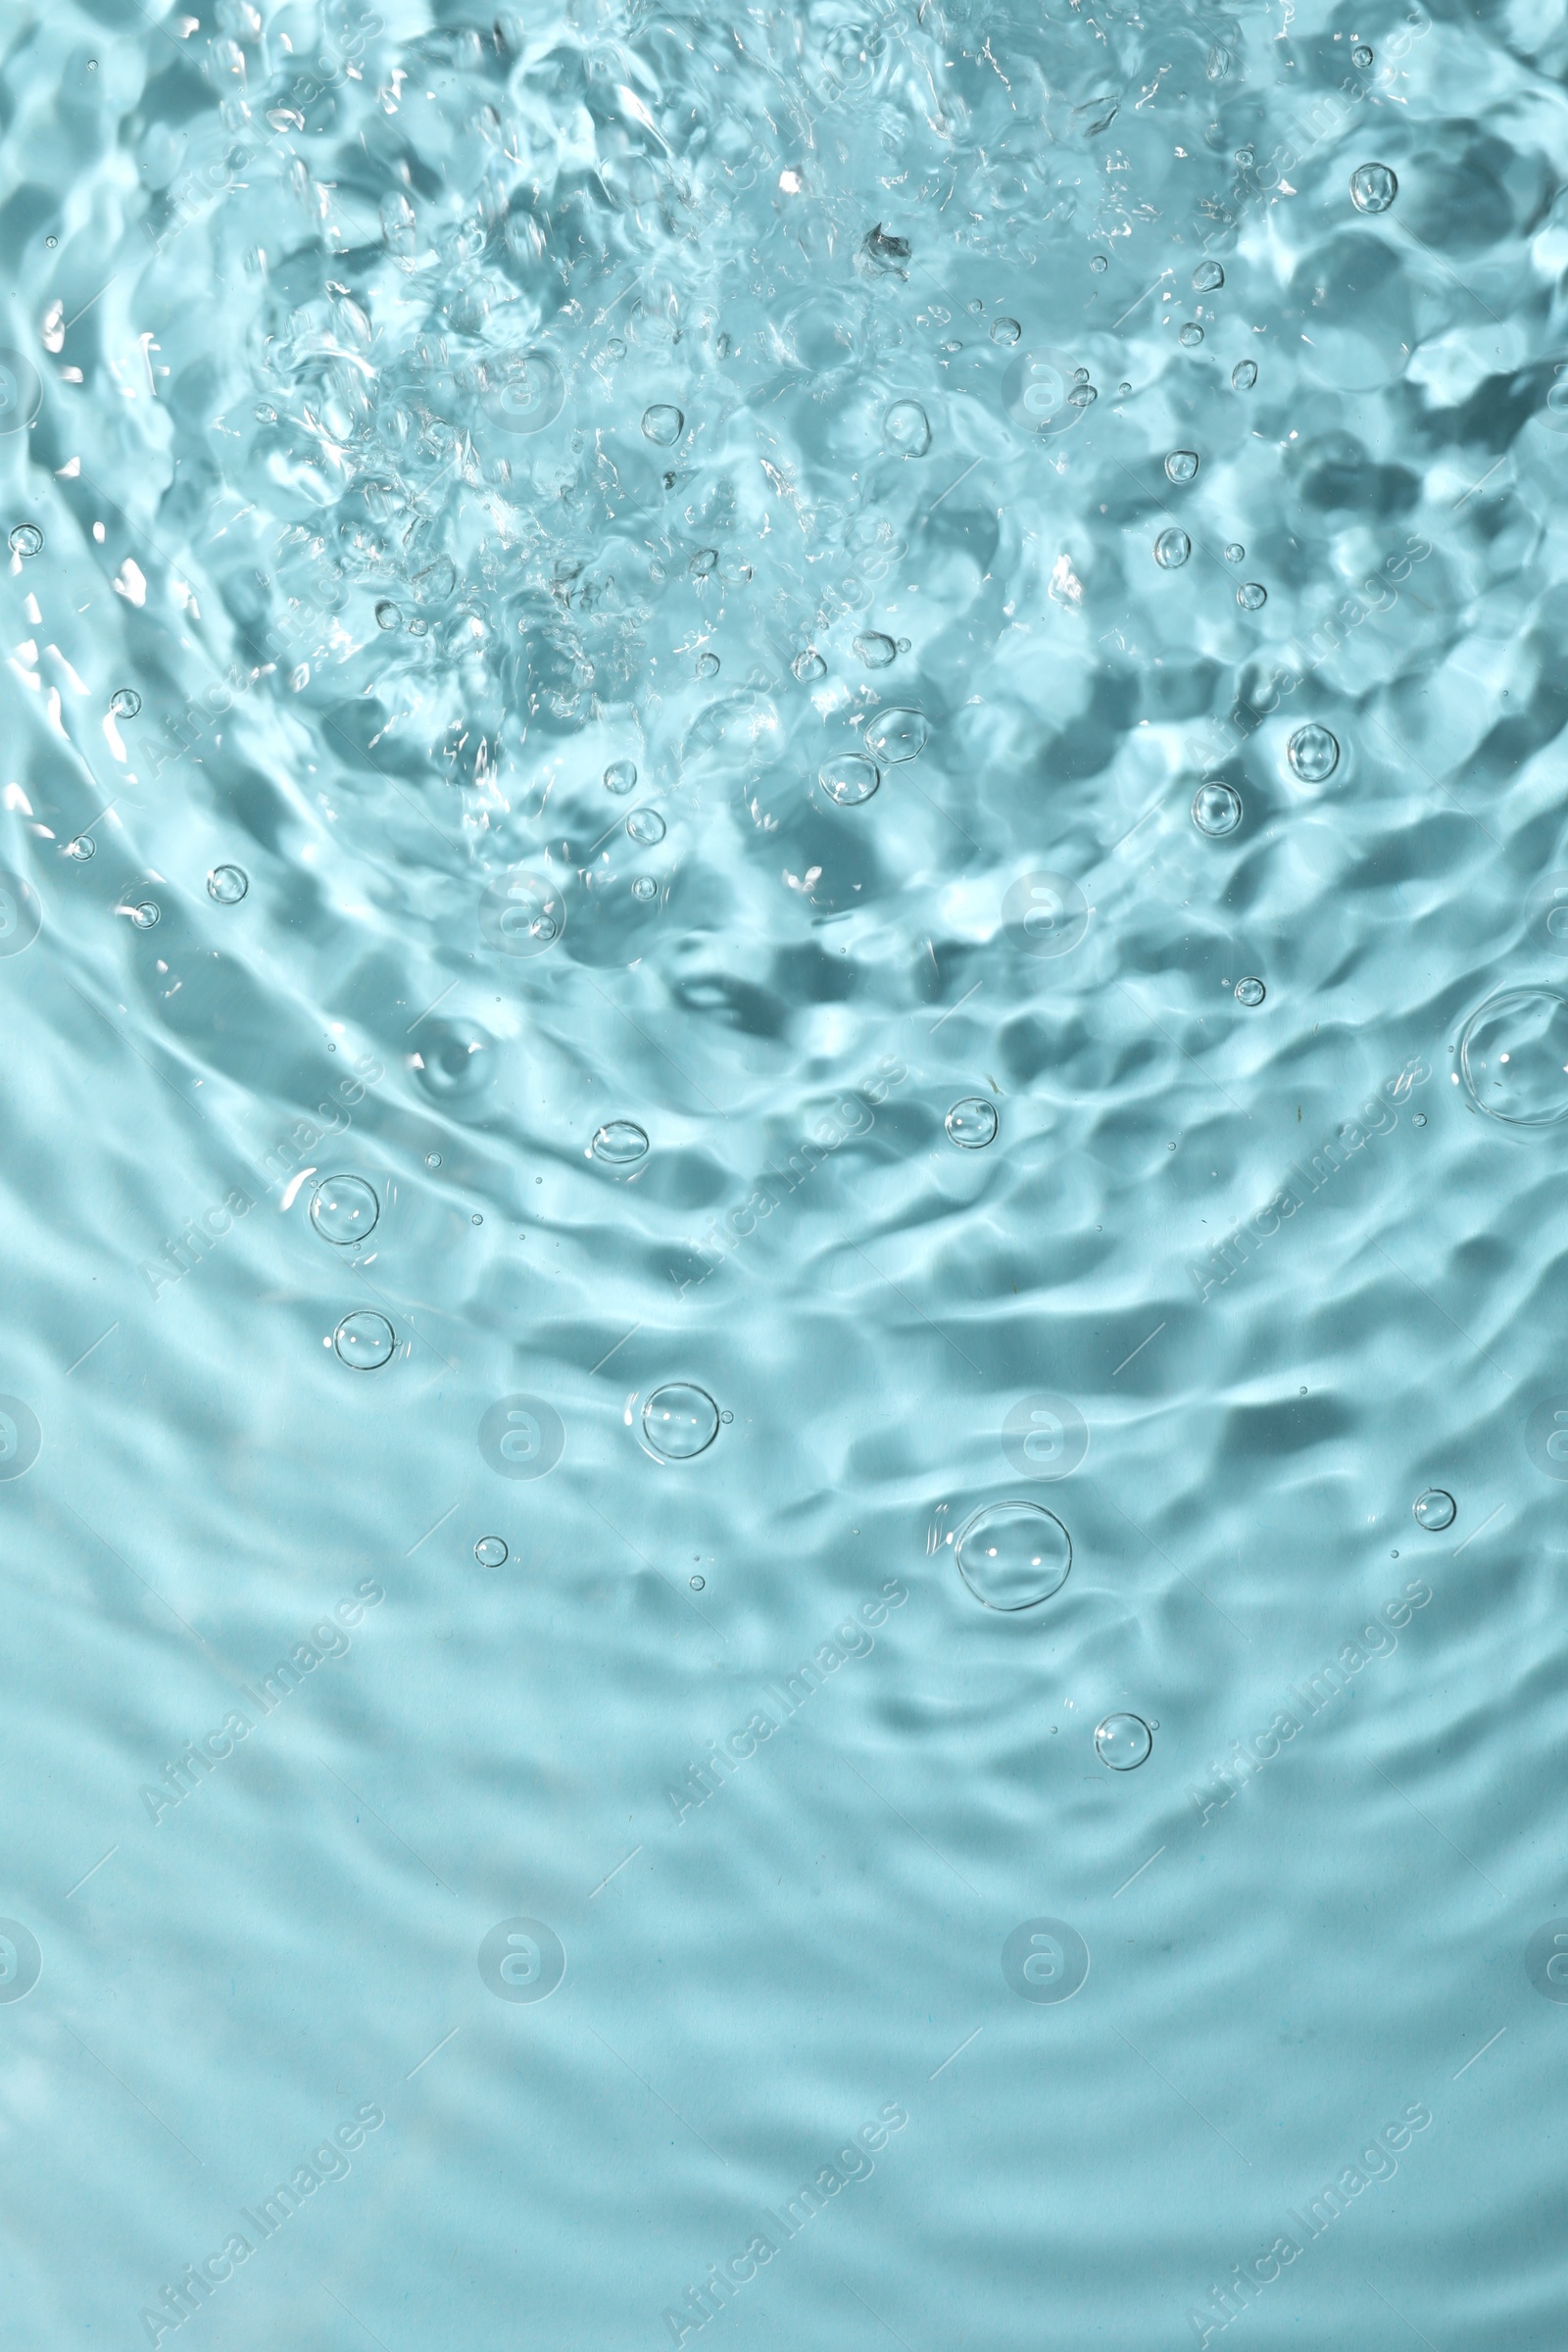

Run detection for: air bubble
[[1154, 529, 1191, 569], [592, 1121, 649, 1164], [9, 524, 42, 557], [604, 760, 638, 795], [854, 631, 897, 669], [207, 864, 248, 904], [1193, 262, 1224, 292], [1090, 255, 1108, 273], [1288, 724, 1340, 782], [1193, 782, 1243, 837], [1179, 323, 1204, 347], [1413, 1488, 1456, 1531], [630, 874, 659, 901], [1165, 450, 1199, 483], [1232, 360, 1258, 391], [793, 649, 826, 682], [128, 901, 160, 929], [1225, 544, 1245, 564], [1095, 1714, 1153, 1770], [626, 808, 666, 845], [990, 318, 1021, 345], [1237, 581, 1267, 611], [946, 1098, 999, 1149], [863, 709, 929, 763], [1352, 43, 1374, 65], [109, 687, 140, 719], [695, 653, 720, 678], [1235, 976, 1266, 1006], [375, 600, 401, 629], [642, 403, 684, 445], [310, 1175, 379, 1246], [883, 400, 931, 456], [1350, 162, 1397, 213], [1459, 988, 1568, 1124], [474, 1536, 509, 1567], [642, 1384, 720, 1460], [818, 755, 880, 806], [66, 835, 95, 861], [333, 1310, 395, 1369], [955, 1500, 1071, 1610]]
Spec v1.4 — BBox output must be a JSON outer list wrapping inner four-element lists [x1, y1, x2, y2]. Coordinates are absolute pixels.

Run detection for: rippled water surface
[[5, 0, 1568, 2341]]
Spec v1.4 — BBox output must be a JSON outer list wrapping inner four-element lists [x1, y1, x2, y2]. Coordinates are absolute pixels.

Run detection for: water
[[2, 0, 1565, 2343]]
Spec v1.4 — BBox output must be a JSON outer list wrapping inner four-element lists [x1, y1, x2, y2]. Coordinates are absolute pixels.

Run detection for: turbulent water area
[[2, 0, 1568, 2341]]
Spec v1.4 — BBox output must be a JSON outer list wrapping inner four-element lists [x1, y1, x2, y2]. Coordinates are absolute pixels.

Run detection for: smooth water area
[[1, 0, 1567, 2342]]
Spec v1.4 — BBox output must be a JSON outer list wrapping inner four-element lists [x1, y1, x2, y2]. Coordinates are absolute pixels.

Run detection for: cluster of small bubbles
[[1413, 1489, 1456, 1532], [955, 1500, 1071, 1609], [883, 399, 931, 456], [1235, 976, 1266, 1006], [946, 1098, 999, 1149], [1288, 723, 1340, 782], [310, 1175, 379, 1247], [630, 875, 659, 901], [626, 808, 666, 845], [1237, 581, 1268, 612], [1232, 360, 1258, 391], [818, 754, 880, 807], [604, 760, 638, 797], [1165, 450, 1200, 483], [1352, 42, 1374, 64], [128, 900, 160, 929], [1090, 255, 1108, 273], [990, 318, 1021, 346], [854, 631, 898, 669], [374, 600, 401, 630], [863, 709, 929, 763], [1350, 162, 1397, 213], [334, 1310, 395, 1369], [591, 1121, 649, 1164], [1179, 323, 1204, 347], [207, 864, 248, 904], [792, 648, 826, 683], [1095, 1713, 1153, 1770], [642, 1384, 720, 1461], [474, 1536, 508, 1568], [65, 835, 94, 861], [109, 688, 140, 720], [641, 404, 684, 445], [1193, 781, 1243, 837], [8, 523, 42, 557], [695, 652, 720, 679], [1225, 544, 1245, 564], [1154, 528, 1191, 569], [1193, 262, 1225, 292]]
